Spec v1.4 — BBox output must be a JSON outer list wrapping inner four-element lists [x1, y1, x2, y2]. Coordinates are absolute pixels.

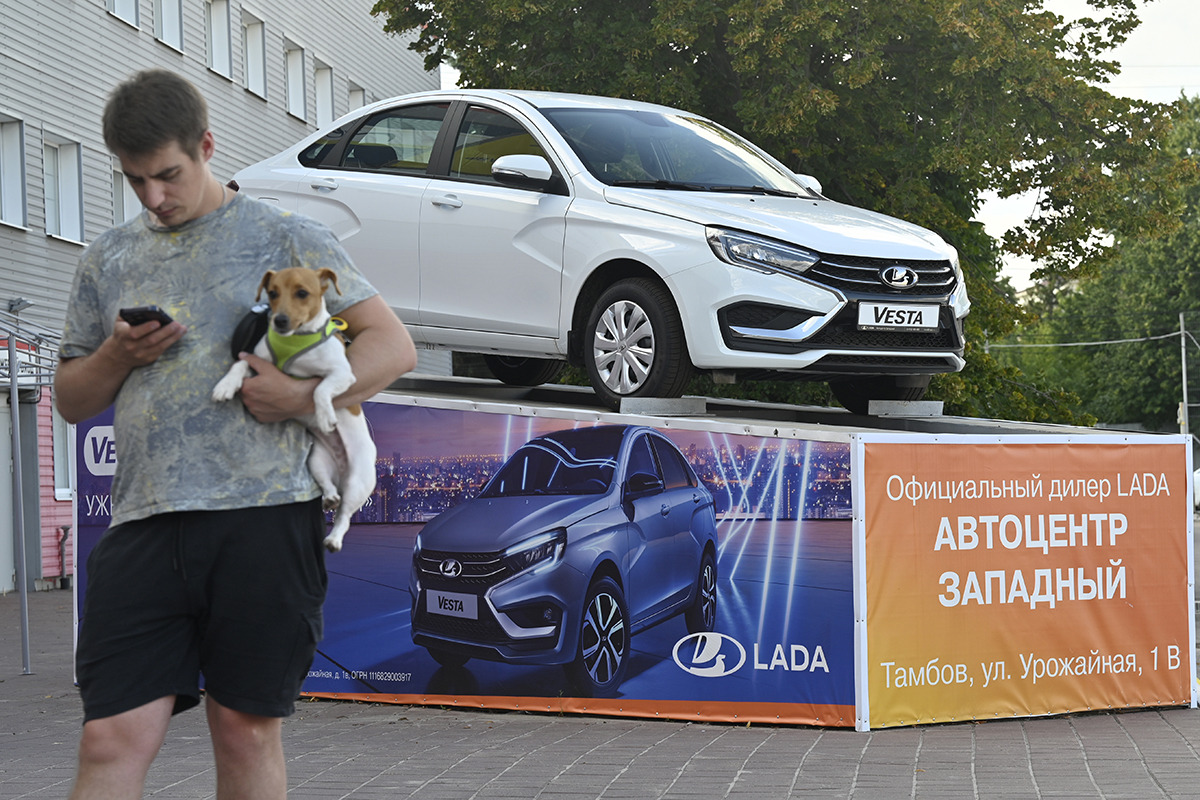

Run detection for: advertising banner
[[309, 398, 856, 725], [855, 435, 1196, 730], [74, 395, 858, 726], [75, 407, 116, 610]]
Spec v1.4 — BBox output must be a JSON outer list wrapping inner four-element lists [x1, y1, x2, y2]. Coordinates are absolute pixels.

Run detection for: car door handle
[[430, 194, 463, 208], [310, 177, 338, 191], [661, 504, 670, 517]]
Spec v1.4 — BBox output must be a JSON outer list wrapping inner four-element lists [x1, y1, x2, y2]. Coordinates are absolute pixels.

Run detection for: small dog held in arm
[[212, 266, 376, 552]]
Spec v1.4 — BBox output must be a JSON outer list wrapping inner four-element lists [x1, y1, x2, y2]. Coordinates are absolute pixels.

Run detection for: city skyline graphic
[[349, 404, 852, 528]]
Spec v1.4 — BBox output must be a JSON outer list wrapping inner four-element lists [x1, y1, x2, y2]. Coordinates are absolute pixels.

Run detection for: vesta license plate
[[427, 589, 478, 619], [857, 303, 940, 332]]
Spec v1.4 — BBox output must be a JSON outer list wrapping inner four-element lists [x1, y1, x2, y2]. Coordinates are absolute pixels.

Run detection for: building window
[[52, 406, 74, 501], [43, 137, 83, 242], [113, 169, 142, 224], [285, 40, 306, 120], [106, 0, 139, 27], [0, 115, 26, 227], [242, 10, 266, 98], [315, 61, 334, 126], [155, 0, 183, 50], [207, 0, 232, 78], [348, 82, 366, 112]]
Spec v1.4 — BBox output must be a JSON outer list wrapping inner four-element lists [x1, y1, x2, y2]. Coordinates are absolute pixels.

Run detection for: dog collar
[[267, 317, 347, 374]]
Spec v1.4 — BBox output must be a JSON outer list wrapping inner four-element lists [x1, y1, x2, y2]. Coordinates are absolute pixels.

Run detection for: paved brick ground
[[4, 590, 1200, 799]]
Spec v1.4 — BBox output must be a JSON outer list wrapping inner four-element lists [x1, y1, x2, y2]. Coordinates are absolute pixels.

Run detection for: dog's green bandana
[[267, 317, 347, 374]]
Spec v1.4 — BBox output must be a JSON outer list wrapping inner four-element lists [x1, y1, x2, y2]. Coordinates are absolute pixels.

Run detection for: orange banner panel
[[863, 441, 1191, 728]]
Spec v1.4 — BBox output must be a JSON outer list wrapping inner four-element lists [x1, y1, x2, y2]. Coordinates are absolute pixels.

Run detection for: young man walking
[[56, 69, 416, 799]]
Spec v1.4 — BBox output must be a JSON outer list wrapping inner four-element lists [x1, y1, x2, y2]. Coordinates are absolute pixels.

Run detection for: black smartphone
[[119, 305, 174, 327]]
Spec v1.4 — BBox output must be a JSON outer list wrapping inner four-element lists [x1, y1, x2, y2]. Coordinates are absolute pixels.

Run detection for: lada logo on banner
[[673, 633, 747, 677]]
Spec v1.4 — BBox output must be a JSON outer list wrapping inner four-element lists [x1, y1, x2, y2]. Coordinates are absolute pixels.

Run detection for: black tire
[[427, 647, 470, 669], [684, 550, 717, 634], [564, 577, 629, 697], [829, 375, 931, 415], [482, 355, 565, 386], [584, 278, 692, 411]]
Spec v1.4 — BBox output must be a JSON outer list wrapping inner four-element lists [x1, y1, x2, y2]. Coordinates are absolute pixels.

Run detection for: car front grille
[[417, 548, 511, 587], [412, 601, 509, 643], [802, 313, 961, 350], [806, 254, 956, 297]]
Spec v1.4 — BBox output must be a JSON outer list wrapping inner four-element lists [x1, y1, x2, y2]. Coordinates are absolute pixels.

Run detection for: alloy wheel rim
[[580, 591, 626, 685], [593, 299, 654, 394], [700, 563, 716, 628]]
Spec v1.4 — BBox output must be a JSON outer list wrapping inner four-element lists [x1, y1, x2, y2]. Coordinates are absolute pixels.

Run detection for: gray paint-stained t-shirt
[[61, 193, 378, 527]]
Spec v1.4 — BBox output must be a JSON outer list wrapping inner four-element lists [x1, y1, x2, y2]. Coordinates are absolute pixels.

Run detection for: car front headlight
[[706, 227, 820, 276], [502, 529, 567, 575]]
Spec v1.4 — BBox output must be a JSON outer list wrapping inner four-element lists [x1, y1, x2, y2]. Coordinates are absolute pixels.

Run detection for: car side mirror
[[625, 471, 664, 496], [492, 155, 555, 190], [793, 172, 823, 195]]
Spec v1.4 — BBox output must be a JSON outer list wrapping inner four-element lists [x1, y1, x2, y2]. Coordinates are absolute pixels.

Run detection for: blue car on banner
[[409, 424, 718, 697]]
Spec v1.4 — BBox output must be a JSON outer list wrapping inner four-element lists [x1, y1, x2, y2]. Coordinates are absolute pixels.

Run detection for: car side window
[[450, 106, 548, 185], [298, 129, 345, 167], [625, 435, 661, 484], [336, 103, 449, 174], [651, 438, 694, 490]]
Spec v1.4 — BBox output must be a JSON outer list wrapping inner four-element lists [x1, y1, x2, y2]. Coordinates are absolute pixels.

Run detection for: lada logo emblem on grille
[[439, 559, 463, 578], [880, 265, 918, 289]]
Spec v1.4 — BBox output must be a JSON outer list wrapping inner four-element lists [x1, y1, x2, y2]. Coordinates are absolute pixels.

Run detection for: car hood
[[420, 494, 610, 551], [602, 188, 953, 261]]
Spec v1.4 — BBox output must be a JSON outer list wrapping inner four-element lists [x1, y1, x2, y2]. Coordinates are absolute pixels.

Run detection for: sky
[[981, 0, 1200, 290]]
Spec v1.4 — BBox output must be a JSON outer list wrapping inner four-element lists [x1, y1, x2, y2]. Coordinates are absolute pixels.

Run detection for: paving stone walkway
[[4, 590, 1200, 799]]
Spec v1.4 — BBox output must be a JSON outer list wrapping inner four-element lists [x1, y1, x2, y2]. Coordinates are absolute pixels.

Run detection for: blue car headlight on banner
[[502, 529, 567, 576]]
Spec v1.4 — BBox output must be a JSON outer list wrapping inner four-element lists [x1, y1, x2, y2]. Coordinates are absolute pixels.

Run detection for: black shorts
[[76, 499, 327, 722]]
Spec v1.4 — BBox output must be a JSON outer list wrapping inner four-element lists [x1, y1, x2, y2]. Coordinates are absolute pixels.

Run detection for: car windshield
[[480, 427, 625, 497], [541, 108, 809, 196]]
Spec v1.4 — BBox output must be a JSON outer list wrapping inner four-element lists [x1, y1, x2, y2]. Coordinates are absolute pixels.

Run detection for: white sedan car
[[235, 90, 970, 412]]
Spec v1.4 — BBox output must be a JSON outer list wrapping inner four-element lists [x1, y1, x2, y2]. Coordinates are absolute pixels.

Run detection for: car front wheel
[[564, 576, 629, 697], [829, 375, 931, 415], [482, 355, 565, 386], [584, 278, 692, 410], [684, 551, 717, 633]]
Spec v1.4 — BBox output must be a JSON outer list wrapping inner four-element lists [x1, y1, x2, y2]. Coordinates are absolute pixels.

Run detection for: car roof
[[490, 90, 690, 116], [534, 424, 676, 451], [355, 89, 693, 119]]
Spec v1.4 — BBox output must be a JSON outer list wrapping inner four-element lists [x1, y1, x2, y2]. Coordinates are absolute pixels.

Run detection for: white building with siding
[[0, 0, 438, 591], [2, 0, 436, 331]]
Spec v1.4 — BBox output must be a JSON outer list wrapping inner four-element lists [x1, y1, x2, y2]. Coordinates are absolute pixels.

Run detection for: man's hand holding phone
[[119, 305, 175, 327], [114, 305, 187, 366]]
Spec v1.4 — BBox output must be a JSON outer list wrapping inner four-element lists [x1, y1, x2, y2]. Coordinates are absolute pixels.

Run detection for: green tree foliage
[[998, 96, 1200, 431], [373, 0, 1195, 422]]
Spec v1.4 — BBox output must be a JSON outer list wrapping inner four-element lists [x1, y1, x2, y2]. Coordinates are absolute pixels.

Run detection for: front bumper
[[409, 552, 584, 666], [670, 257, 967, 377]]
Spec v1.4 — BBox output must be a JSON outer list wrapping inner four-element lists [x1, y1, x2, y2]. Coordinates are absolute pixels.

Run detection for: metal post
[[9, 335, 32, 674], [1182, 312, 1190, 437]]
